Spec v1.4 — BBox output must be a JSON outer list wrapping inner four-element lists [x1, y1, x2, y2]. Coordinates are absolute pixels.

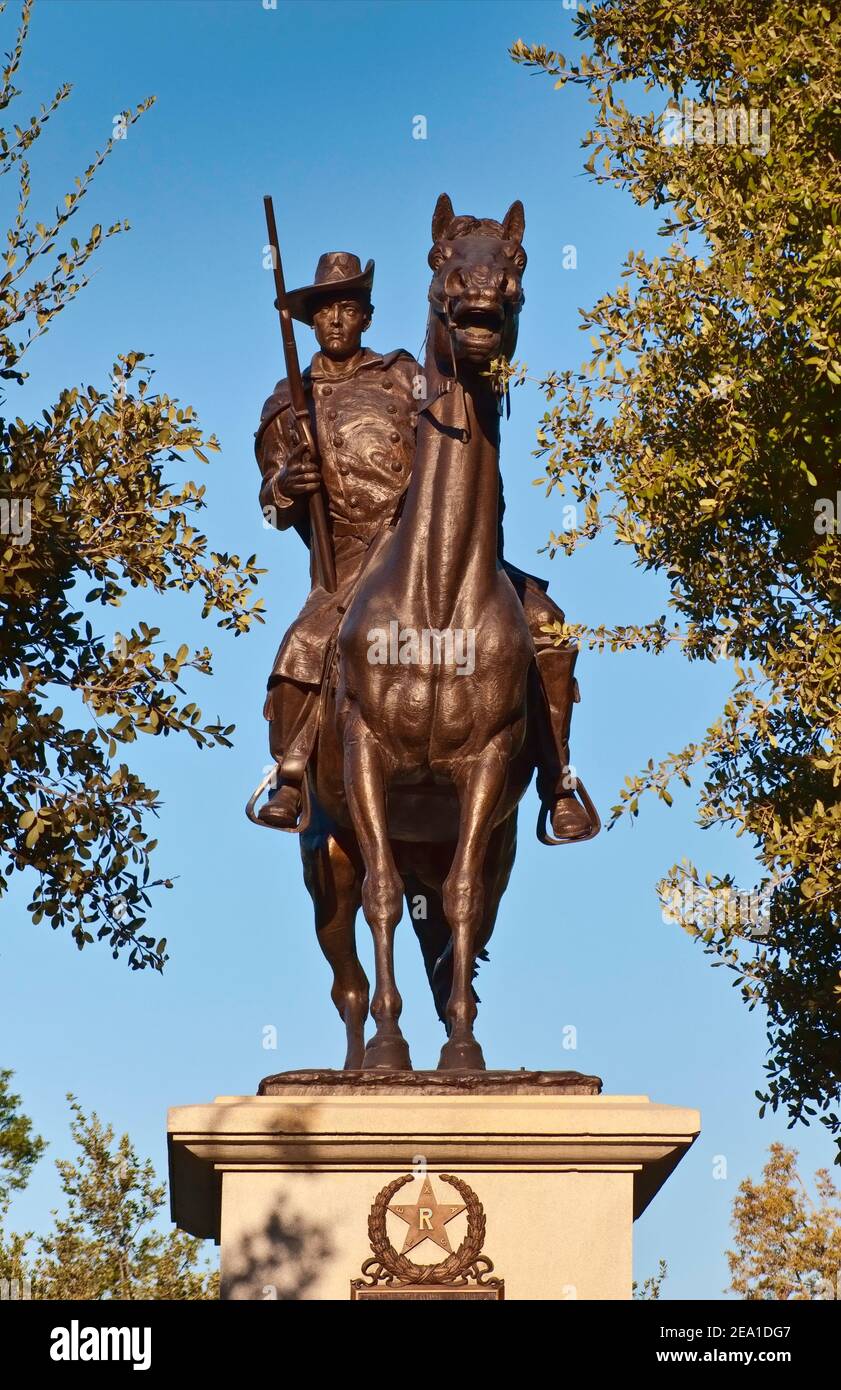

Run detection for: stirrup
[[536, 778, 601, 846], [245, 768, 312, 834]]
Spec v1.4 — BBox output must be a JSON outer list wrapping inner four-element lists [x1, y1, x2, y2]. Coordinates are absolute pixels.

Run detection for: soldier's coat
[[256, 347, 419, 689], [256, 344, 556, 703]]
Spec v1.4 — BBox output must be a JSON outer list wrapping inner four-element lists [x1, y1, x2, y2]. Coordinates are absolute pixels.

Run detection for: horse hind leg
[[475, 811, 517, 962], [403, 866, 485, 1032], [403, 871, 451, 1026], [428, 815, 514, 1033], [302, 831, 369, 1070]]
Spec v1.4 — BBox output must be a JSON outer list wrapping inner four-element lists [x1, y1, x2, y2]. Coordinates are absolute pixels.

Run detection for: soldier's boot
[[258, 782, 303, 830], [257, 678, 316, 831], [533, 645, 594, 842]]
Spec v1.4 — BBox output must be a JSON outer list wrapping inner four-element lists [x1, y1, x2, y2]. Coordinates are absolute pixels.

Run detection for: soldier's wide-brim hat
[[285, 251, 375, 326]]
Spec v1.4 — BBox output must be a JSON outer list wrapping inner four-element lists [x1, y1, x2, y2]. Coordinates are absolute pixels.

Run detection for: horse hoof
[[438, 1038, 486, 1071], [362, 1034, 413, 1071]]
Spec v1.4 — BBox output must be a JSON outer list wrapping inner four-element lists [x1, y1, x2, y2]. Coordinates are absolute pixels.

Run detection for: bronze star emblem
[[387, 1176, 467, 1255]]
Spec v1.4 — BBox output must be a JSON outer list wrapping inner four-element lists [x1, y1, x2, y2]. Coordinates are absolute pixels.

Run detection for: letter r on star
[[388, 1177, 466, 1255]]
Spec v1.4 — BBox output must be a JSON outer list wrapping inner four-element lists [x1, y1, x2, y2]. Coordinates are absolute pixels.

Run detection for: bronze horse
[[258, 195, 597, 1071]]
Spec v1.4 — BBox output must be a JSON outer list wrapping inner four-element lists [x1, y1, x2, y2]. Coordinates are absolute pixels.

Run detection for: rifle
[[262, 195, 337, 593]]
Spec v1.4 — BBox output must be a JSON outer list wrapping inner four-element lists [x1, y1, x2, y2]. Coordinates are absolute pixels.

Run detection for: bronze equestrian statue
[[248, 194, 599, 1071]]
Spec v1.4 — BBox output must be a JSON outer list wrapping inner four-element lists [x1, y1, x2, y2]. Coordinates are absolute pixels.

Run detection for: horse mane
[[439, 214, 506, 241]]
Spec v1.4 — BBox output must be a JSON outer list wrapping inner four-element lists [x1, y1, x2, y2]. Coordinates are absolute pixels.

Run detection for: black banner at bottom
[[2, 1294, 832, 1377]]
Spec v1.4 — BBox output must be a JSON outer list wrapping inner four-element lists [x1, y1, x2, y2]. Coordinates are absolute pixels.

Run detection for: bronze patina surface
[[250, 195, 602, 1074], [351, 1286, 502, 1300], [350, 1173, 505, 1300], [258, 1068, 603, 1096]]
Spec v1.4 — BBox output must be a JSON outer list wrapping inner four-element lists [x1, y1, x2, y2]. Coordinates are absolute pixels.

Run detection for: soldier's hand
[[278, 441, 322, 497]]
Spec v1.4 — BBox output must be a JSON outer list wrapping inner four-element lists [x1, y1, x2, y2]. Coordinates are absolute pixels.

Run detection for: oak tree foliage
[[509, 2, 840, 1151], [0, 1, 263, 970]]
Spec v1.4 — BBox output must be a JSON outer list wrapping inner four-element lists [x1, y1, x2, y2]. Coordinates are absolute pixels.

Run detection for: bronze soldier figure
[[254, 248, 591, 843], [254, 251, 418, 828]]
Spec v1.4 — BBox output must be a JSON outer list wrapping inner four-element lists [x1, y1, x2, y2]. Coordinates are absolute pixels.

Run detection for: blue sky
[[1, 0, 831, 1300]]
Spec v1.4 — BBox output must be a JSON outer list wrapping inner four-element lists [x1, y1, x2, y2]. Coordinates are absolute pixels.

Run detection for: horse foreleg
[[343, 717, 411, 1071], [439, 731, 514, 1071], [302, 830, 368, 1070]]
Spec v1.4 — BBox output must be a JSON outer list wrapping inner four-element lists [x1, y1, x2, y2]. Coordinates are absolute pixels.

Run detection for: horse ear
[[431, 193, 455, 241], [502, 200, 525, 243]]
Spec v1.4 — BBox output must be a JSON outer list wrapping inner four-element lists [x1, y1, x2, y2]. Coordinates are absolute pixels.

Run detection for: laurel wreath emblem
[[352, 1173, 502, 1289]]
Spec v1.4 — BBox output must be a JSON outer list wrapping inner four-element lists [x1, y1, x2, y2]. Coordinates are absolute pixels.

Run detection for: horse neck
[[391, 315, 501, 623]]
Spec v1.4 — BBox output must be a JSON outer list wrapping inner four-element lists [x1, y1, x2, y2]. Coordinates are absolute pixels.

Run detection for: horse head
[[426, 192, 526, 373]]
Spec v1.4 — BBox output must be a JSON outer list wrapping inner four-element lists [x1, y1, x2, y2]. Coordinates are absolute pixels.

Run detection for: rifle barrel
[[263, 195, 337, 593]]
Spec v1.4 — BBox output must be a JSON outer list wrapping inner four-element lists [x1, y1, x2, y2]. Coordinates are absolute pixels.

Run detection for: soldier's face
[[311, 295, 370, 360]]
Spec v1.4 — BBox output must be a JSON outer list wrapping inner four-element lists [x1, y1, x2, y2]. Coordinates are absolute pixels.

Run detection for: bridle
[[417, 274, 513, 437]]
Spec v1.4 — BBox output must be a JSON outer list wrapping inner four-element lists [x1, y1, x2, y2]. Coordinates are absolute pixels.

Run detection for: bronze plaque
[[351, 1173, 505, 1301], [352, 1283, 504, 1300]]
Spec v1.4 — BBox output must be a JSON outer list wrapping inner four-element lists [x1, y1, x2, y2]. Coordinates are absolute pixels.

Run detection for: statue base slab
[[167, 1075, 699, 1301]]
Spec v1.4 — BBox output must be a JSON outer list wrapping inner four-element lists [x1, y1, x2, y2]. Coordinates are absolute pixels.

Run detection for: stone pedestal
[[167, 1074, 699, 1301]]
